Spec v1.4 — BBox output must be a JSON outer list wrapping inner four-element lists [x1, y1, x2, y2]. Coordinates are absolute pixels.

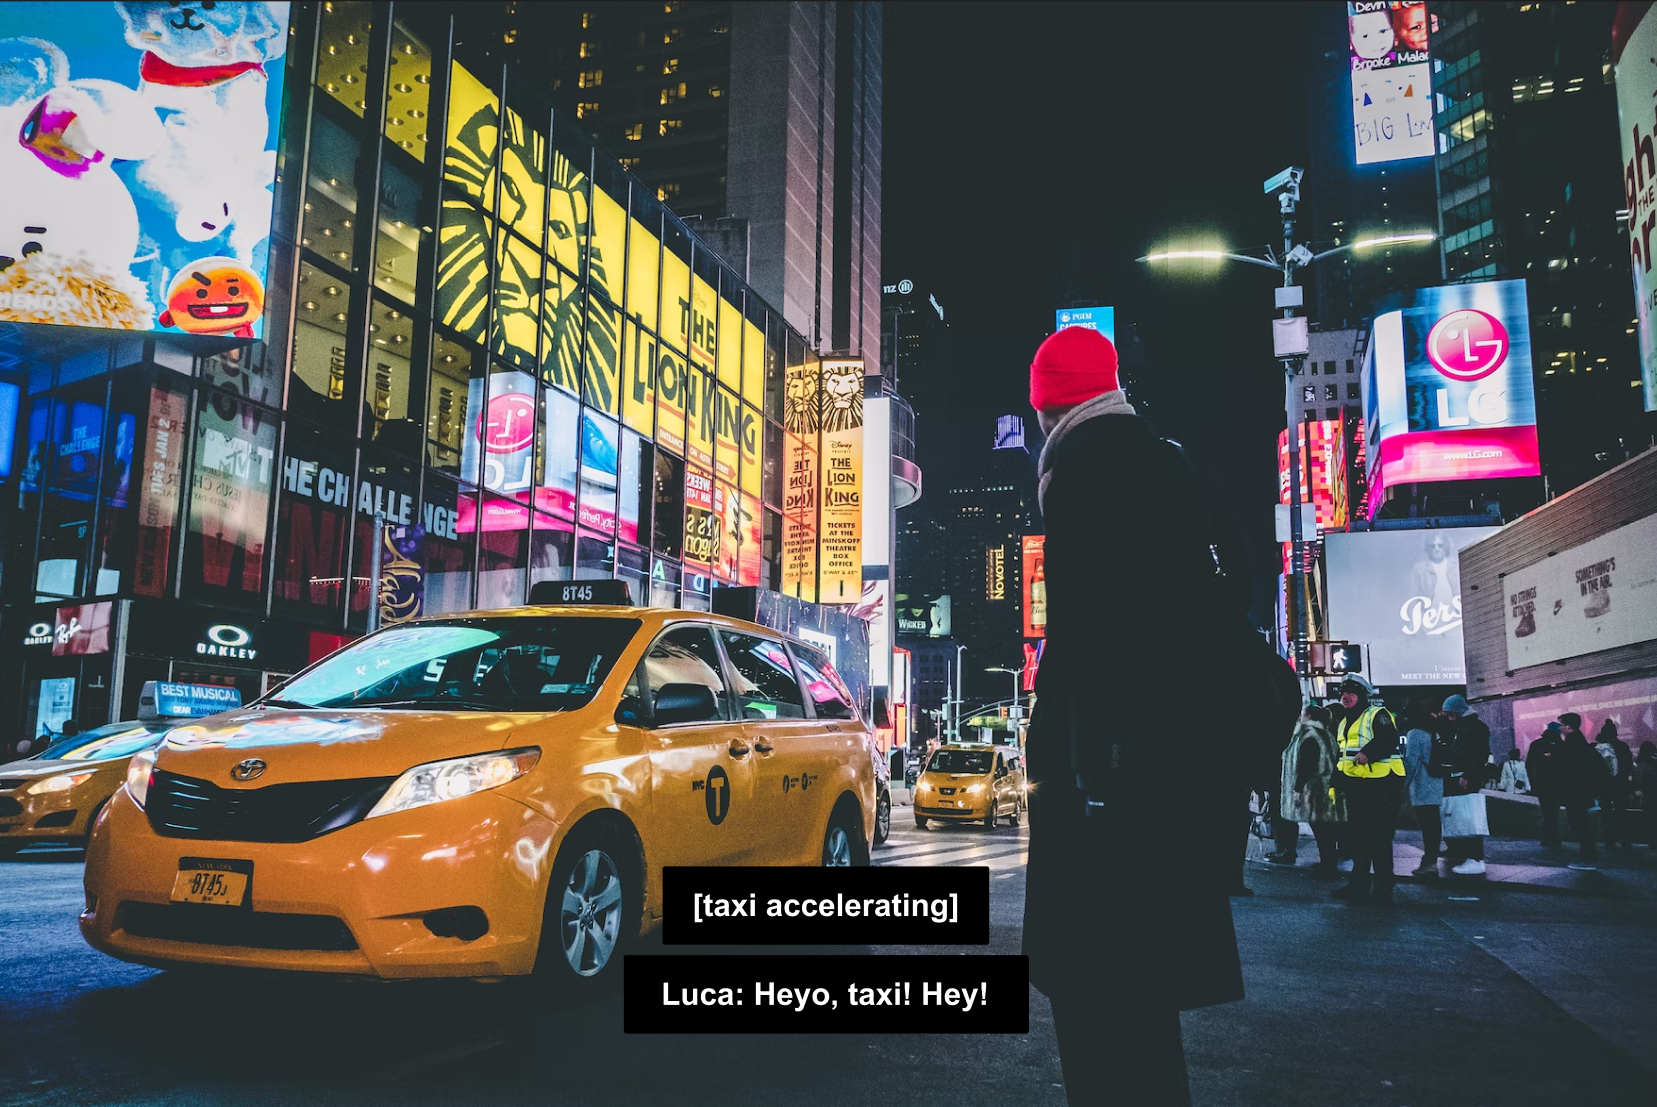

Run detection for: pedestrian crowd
[[1266, 680, 1654, 887]]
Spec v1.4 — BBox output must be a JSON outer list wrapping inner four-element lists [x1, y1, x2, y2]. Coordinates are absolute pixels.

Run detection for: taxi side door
[[783, 642, 869, 862], [716, 629, 822, 864], [637, 624, 759, 867]]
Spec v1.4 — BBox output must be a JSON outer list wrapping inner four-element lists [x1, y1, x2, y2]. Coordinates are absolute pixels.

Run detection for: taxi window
[[719, 631, 806, 720], [641, 625, 730, 723], [790, 645, 857, 721], [39, 724, 162, 762], [272, 617, 639, 711], [928, 749, 993, 774]]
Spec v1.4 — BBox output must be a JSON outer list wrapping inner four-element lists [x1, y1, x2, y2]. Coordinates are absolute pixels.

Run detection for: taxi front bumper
[[915, 792, 990, 819], [80, 786, 558, 979]]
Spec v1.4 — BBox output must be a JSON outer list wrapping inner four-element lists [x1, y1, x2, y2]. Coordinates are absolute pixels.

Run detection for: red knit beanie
[[1029, 327, 1120, 412]]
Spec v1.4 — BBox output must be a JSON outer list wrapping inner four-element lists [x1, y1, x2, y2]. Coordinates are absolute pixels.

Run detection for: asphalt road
[[2, 824, 1654, 1107]]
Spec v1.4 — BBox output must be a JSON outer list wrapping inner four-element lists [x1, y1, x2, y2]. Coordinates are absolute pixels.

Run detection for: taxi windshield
[[928, 749, 993, 775], [40, 724, 163, 763], [271, 617, 641, 711]]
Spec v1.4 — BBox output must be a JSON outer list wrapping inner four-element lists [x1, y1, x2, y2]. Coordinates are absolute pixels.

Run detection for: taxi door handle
[[752, 738, 775, 756], [727, 738, 751, 759]]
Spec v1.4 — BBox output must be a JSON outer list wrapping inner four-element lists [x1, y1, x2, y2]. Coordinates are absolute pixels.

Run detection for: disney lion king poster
[[0, 2, 289, 338]]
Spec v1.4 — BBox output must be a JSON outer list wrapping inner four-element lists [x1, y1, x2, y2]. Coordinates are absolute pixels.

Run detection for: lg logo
[[1427, 308, 1508, 382]]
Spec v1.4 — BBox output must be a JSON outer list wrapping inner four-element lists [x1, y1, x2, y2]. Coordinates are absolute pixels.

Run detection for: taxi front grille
[[118, 902, 359, 951], [146, 769, 395, 843], [0, 778, 27, 790], [0, 797, 22, 818]]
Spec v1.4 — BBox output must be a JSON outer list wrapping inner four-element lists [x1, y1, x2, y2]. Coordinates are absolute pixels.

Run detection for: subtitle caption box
[[661, 865, 990, 945], [624, 954, 1030, 1034]]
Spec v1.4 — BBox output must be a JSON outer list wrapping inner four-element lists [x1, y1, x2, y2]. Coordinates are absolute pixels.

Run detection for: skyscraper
[[532, 1, 883, 360]]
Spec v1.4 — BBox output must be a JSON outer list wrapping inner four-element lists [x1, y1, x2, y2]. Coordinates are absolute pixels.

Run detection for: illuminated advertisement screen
[[1348, 2, 1433, 165], [0, 2, 290, 337], [1326, 526, 1500, 684], [1054, 305, 1114, 342], [1364, 278, 1540, 517], [1277, 420, 1348, 531], [1021, 536, 1046, 640], [1614, 2, 1657, 412]]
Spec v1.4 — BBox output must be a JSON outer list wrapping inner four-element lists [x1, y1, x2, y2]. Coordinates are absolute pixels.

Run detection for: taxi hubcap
[[560, 849, 622, 976], [824, 826, 851, 867]]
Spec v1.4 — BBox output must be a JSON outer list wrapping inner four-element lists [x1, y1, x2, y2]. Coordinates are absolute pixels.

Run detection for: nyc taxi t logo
[[691, 765, 731, 825]]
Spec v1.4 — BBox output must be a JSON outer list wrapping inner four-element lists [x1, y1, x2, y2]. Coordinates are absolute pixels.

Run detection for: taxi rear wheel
[[874, 792, 891, 846], [985, 804, 998, 830], [535, 821, 639, 990]]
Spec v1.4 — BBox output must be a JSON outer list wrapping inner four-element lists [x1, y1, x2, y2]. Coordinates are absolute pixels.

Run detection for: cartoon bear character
[[114, 2, 288, 305], [1349, 10, 1395, 61], [0, 36, 162, 327], [158, 257, 265, 337]]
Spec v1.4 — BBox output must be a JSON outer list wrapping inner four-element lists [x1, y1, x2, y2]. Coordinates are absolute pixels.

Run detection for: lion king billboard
[[0, 2, 289, 338]]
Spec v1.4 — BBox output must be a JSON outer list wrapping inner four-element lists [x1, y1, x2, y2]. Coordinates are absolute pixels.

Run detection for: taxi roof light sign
[[138, 680, 243, 721], [528, 580, 635, 606]]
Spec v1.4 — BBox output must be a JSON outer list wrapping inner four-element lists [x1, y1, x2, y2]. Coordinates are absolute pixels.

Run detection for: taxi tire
[[533, 820, 641, 993], [823, 800, 869, 866], [915, 814, 928, 829], [874, 792, 891, 846], [986, 804, 998, 830]]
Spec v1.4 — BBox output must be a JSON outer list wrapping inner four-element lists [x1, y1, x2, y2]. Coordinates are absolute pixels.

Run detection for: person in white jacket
[[1497, 748, 1530, 794]]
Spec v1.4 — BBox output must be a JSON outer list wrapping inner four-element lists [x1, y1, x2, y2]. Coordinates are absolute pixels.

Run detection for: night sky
[[884, 2, 1315, 621]]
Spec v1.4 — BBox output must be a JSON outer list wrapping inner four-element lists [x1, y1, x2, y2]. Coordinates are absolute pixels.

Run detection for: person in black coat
[[1022, 327, 1295, 1107], [1527, 722, 1566, 847]]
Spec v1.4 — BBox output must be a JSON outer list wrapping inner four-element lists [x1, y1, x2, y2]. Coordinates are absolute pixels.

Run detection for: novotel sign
[[196, 623, 258, 661]]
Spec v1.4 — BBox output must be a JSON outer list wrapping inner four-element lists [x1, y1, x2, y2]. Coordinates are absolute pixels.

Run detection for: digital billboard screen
[[0, 2, 289, 338], [1348, 2, 1434, 165], [1325, 526, 1501, 684], [1364, 278, 1540, 517], [1054, 306, 1114, 343], [1614, 1, 1657, 413]]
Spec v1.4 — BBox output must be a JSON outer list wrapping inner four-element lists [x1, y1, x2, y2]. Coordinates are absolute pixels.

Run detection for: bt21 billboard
[[0, 2, 289, 339]]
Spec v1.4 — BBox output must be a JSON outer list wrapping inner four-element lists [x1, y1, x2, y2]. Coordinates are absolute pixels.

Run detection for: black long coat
[[1022, 412, 1291, 1011]]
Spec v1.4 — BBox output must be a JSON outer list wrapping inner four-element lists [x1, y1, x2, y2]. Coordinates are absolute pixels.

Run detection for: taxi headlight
[[366, 747, 541, 820], [27, 771, 95, 795], [125, 748, 157, 809], [964, 783, 984, 794]]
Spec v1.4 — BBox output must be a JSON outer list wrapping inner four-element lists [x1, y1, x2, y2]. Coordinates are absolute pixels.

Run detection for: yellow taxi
[[0, 721, 173, 856], [80, 582, 877, 987], [913, 743, 1025, 829]]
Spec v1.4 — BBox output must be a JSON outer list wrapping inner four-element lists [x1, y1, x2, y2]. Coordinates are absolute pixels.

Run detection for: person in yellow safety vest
[[1331, 675, 1405, 904]]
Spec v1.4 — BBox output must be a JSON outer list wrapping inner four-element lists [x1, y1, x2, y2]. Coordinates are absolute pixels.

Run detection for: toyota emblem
[[230, 758, 267, 782]]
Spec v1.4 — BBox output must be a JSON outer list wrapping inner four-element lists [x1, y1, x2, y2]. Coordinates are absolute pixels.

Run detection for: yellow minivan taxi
[[913, 743, 1025, 829], [1, 722, 172, 856], [81, 587, 876, 987]]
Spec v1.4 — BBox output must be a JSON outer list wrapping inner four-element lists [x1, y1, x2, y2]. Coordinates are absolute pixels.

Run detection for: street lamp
[[1137, 169, 1435, 680], [951, 644, 967, 741], [986, 666, 1026, 743]]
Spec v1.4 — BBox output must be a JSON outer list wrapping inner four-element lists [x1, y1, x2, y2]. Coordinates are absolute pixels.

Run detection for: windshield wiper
[[259, 698, 313, 710], [332, 698, 523, 712]]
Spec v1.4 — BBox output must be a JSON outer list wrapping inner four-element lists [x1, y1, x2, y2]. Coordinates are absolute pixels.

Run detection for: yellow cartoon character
[[158, 257, 263, 337]]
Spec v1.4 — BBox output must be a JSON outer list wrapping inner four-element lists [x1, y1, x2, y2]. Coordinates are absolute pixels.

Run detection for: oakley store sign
[[125, 604, 308, 674]]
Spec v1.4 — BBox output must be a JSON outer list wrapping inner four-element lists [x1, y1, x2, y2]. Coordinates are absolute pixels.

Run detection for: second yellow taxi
[[81, 582, 878, 987], [913, 743, 1026, 829]]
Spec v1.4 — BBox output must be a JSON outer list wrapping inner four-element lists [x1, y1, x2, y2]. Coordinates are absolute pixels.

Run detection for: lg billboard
[[1364, 278, 1541, 517], [0, 2, 290, 338]]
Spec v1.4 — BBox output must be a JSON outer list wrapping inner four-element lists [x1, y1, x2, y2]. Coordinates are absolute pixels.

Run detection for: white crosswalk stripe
[[873, 823, 1030, 869]]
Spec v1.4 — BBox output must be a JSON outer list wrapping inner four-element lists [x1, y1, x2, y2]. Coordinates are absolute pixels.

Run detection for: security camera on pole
[[1138, 169, 1435, 686]]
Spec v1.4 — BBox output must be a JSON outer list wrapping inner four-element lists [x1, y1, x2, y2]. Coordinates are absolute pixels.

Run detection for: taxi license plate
[[171, 857, 252, 907]]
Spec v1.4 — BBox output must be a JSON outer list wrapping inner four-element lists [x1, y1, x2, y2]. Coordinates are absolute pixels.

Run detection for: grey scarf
[[1036, 389, 1137, 513]]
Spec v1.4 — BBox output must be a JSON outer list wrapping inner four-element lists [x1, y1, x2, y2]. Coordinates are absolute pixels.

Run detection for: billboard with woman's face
[[0, 2, 289, 337]]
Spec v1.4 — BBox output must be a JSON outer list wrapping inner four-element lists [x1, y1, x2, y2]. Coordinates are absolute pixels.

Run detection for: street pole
[[367, 510, 386, 633], [953, 644, 966, 741]]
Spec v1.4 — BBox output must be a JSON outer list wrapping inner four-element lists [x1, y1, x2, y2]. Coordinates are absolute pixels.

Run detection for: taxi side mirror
[[651, 684, 719, 726]]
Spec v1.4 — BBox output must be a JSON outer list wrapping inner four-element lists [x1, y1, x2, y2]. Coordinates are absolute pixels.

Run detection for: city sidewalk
[[1262, 824, 1657, 900]]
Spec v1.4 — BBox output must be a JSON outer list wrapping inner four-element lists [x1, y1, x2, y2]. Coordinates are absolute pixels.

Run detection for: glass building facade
[[0, 2, 814, 748]]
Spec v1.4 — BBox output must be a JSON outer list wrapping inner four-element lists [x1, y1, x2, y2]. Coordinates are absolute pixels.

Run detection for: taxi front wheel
[[535, 820, 640, 990]]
